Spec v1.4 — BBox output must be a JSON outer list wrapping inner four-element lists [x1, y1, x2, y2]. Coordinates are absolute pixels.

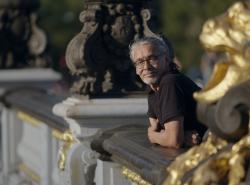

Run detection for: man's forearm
[[149, 130, 183, 148]]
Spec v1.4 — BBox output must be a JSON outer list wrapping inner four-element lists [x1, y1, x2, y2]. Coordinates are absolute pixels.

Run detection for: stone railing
[[0, 88, 68, 185], [0, 87, 149, 185], [90, 79, 250, 185], [91, 125, 187, 185], [1, 80, 249, 185], [52, 94, 148, 185]]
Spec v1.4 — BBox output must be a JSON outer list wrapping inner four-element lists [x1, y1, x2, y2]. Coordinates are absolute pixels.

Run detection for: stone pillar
[[53, 97, 148, 185]]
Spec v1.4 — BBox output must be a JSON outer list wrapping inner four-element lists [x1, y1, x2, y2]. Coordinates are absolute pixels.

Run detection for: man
[[129, 37, 207, 148]]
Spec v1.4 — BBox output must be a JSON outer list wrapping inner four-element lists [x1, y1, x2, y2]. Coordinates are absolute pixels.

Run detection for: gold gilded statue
[[194, 1, 250, 104], [164, 2, 250, 185]]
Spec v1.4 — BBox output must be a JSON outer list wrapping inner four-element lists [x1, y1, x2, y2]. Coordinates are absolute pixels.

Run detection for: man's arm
[[148, 117, 159, 130], [148, 117, 184, 148]]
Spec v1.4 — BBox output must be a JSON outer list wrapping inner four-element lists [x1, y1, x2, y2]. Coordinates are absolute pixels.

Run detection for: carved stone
[[197, 80, 250, 142], [52, 95, 148, 185], [0, 0, 50, 68], [91, 125, 187, 185], [66, 0, 159, 96], [0, 88, 69, 185]]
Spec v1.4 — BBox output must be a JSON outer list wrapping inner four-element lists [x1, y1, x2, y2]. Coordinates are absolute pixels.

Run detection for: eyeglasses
[[134, 54, 163, 69]]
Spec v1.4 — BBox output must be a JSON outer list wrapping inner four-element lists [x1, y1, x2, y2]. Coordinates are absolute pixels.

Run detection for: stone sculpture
[[65, 0, 159, 96]]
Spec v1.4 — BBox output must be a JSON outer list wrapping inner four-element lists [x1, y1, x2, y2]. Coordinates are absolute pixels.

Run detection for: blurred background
[[39, 0, 236, 81]]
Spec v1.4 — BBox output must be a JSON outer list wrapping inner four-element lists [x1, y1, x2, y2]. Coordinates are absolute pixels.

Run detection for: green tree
[[159, 0, 236, 71], [39, 0, 83, 70], [38, 0, 238, 73]]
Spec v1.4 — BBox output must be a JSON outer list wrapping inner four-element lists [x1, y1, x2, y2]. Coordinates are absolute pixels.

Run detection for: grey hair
[[129, 37, 173, 63]]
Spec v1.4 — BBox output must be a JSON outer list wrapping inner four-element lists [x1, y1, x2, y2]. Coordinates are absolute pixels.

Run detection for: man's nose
[[143, 60, 150, 69]]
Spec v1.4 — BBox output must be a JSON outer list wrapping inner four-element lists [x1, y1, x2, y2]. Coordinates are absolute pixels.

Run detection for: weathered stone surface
[[197, 80, 250, 142], [1, 88, 68, 131], [91, 125, 187, 185]]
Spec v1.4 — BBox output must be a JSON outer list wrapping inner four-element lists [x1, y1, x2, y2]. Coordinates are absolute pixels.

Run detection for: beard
[[141, 75, 158, 85]]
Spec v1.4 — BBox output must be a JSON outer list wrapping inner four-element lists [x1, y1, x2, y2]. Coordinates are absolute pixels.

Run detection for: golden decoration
[[184, 116, 250, 185], [57, 130, 76, 171], [16, 111, 75, 171], [52, 129, 66, 140], [164, 2, 250, 185], [163, 132, 227, 185], [17, 111, 41, 127], [184, 153, 230, 185], [193, 1, 250, 104], [121, 167, 152, 185], [19, 163, 41, 183]]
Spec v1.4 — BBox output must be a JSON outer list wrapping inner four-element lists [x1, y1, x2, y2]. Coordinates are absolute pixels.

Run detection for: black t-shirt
[[147, 71, 207, 136]]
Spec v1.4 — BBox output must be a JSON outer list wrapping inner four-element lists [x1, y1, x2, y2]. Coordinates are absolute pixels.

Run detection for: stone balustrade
[[0, 88, 68, 185]]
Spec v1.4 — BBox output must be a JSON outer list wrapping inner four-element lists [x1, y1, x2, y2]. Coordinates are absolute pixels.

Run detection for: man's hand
[[147, 117, 202, 148], [184, 130, 201, 147], [149, 117, 158, 130], [148, 117, 159, 143], [148, 126, 157, 143]]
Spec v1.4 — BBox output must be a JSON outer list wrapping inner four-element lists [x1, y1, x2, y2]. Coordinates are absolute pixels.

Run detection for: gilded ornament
[[194, 1, 250, 104], [57, 130, 77, 171], [185, 118, 250, 185], [163, 133, 227, 185], [165, 1, 250, 185], [121, 167, 152, 185], [19, 163, 41, 183], [17, 111, 41, 127]]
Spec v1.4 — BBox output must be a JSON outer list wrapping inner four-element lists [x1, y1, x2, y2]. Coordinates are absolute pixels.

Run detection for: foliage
[[38, 0, 238, 72], [39, 0, 82, 70], [159, 0, 237, 71]]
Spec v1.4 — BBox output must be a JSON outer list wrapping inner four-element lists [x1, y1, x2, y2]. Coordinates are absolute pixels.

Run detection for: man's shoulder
[[160, 72, 182, 85], [160, 72, 200, 90]]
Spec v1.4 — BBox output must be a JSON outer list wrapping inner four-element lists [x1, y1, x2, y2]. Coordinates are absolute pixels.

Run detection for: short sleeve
[[159, 80, 185, 125], [147, 96, 157, 118]]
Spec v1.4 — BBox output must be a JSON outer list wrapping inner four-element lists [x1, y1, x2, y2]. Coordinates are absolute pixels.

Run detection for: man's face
[[132, 43, 167, 86]]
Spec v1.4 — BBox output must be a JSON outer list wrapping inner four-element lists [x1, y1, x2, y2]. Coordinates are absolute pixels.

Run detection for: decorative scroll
[[57, 131, 77, 171], [197, 80, 250, 142]]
